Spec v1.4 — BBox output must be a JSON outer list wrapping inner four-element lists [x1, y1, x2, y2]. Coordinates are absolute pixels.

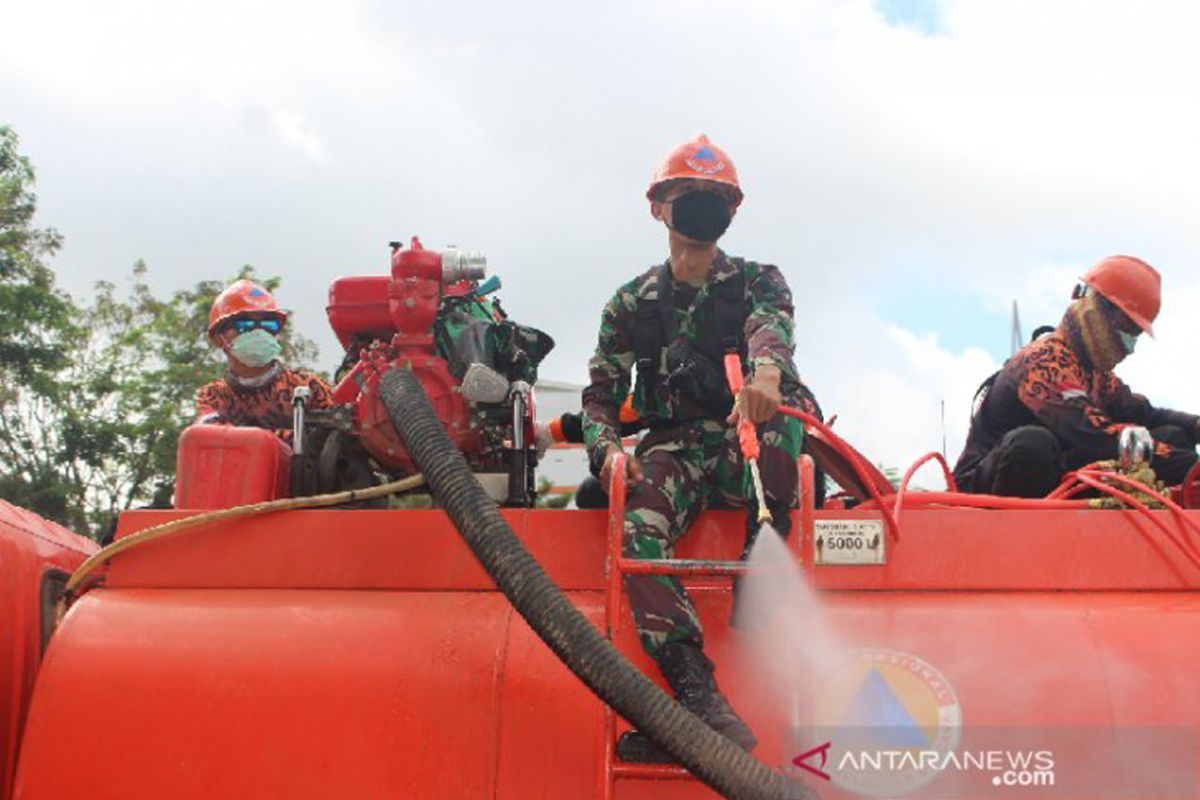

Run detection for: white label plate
[[814, 519, 886, 565]]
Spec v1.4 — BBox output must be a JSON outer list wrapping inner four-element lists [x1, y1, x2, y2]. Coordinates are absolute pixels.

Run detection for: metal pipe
[[598, 451, 628, 800], [292, 386, 311, 456], [618, 558, 752, 577]]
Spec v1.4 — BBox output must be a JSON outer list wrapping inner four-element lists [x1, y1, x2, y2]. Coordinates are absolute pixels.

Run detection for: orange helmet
[[207, 279, 287, 341], [1079, 255, 1161, 337], [646, 134, 743, 206]]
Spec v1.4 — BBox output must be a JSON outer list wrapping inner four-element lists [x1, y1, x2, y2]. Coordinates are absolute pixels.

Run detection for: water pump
[[295, 236, 551, 506]]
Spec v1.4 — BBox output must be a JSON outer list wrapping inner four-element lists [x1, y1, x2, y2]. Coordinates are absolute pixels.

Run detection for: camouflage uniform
[[582, 251, 806, 658]]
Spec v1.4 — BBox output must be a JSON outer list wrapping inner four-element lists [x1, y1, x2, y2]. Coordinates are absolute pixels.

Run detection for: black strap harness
[[633, 260, 748, 405]]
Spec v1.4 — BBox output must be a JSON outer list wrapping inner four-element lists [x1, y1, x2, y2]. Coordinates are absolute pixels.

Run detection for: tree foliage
[[536, 476, 572, 509], [0, 127, 73, 387], [0, 125, 319, 537]]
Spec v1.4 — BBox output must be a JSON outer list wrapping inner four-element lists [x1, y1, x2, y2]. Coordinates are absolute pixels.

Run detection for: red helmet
[[208, 279, 287, 341], [1080, 255, 1161, 337], [646, 134, 743, 206]]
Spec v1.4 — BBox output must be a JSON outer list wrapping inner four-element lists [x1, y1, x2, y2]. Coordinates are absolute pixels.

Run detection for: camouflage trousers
[[623, 413, 803, 661]]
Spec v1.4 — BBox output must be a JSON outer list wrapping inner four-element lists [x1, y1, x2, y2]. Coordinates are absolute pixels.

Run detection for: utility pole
[[940, 399, 947, 459], [1010, 300, 1023, 356]]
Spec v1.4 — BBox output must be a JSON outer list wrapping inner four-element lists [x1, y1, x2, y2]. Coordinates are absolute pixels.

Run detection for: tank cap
[[1118, 426, 1154, 472]]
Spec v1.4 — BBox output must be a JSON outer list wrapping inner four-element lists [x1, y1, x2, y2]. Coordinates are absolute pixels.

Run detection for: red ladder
[[595, 453, 817, 799]]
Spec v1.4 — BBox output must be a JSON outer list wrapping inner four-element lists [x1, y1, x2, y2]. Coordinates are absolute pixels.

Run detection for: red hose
[[1183, 460, 1200, 509], [1070, 471, 1200, 570], [1044, 460, 1116, 500], [1074, 469, 1200, 552], [778, 402, 1200, 573], [893, 451, 957, 524], [777, 404, 902, 543], [857, 492, 1091, 511], [1021, 466, 1200, 571], [1046, 481, 1089, 502], [1063, 468, 1200, 564]]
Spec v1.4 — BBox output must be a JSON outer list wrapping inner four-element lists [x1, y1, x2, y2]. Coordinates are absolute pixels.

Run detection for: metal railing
[[596, 453, 817, 797]]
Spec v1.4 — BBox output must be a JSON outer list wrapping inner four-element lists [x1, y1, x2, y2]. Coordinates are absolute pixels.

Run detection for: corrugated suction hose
[[380, 368, 815, 800]]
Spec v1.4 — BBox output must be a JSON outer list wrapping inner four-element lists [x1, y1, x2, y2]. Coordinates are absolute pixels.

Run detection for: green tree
[[0, 126, 72, 382], [0, 125, 320, 536], [3, 259, 319, 537], [0, 125, 77, 520]]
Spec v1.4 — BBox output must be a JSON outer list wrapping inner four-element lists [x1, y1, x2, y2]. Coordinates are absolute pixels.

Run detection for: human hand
[[726, 367, 782, 425], [533, 422, 555, 457], [599, 444, 643, 488]]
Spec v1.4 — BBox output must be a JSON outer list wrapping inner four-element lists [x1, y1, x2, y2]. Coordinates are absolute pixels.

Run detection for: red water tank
[[173, 425, 291, 509], [326, 275, 392, 349], [15, 508, 1200, 799], [0, 501, 95, 800]]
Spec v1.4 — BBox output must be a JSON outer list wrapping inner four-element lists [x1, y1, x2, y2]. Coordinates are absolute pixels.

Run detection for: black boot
[[730, 498, 791, 628], [616, 641, 757, 763]]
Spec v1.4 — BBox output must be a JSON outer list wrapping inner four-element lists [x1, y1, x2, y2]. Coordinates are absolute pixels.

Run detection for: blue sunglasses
[[231, 317, 282, 335]]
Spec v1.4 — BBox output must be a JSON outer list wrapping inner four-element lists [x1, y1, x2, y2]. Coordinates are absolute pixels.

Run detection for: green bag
[[433, 294, 554, 385]]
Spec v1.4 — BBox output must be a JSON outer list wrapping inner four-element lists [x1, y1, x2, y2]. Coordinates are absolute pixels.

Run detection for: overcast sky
[[4, 0, 1200, 477]]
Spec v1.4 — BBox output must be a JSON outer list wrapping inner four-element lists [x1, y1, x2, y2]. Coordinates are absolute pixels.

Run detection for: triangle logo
[[838, 668, 929, 748]]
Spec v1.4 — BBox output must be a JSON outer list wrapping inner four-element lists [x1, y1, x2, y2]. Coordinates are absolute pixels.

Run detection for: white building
[[534, 380, 588, 500]]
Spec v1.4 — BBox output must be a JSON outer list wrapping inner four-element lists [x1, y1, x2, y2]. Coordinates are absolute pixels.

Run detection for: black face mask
[[669, 191, 732, 243]]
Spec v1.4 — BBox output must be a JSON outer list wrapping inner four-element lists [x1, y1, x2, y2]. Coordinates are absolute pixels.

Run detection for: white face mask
[[1118, 330, 1139, 356], [229, 328, 282, 368]]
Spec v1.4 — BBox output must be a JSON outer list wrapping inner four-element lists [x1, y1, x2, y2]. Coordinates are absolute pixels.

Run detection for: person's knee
[[622, 509, 672, 558], [989, 425, 1062, 497], [1002, 426, 1060, 464], [759, 452, 799, 504], [753, 422, 802, 507], [760, 414, 803, 457]]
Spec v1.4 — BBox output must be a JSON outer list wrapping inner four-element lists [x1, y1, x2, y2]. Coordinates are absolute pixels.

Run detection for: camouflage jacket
[[582, 251, 801, 459]]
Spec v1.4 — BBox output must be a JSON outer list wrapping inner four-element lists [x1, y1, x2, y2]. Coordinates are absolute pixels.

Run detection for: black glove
[[558, 412, 585, 443]]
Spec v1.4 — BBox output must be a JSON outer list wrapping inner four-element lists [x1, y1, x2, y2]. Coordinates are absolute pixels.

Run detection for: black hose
[[380, 368, 815, 800]]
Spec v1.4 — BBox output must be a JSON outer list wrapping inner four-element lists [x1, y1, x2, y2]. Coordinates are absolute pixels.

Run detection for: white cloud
[[1114, 277, 1200, 415], [267, 109, 326, 162], [3, 0, 1200, 473], [0, 0, 388, 101], [800, 306, 998, 477]]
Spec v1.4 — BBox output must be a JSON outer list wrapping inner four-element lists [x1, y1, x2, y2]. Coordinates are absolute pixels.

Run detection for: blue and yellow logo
[[683, 144, 726, 175]]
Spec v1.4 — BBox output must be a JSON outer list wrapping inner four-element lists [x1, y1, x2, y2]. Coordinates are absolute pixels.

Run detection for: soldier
[[582, 134, 810, 757], [953, 256, 1200, 496], [196, 279, 334, 442]]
